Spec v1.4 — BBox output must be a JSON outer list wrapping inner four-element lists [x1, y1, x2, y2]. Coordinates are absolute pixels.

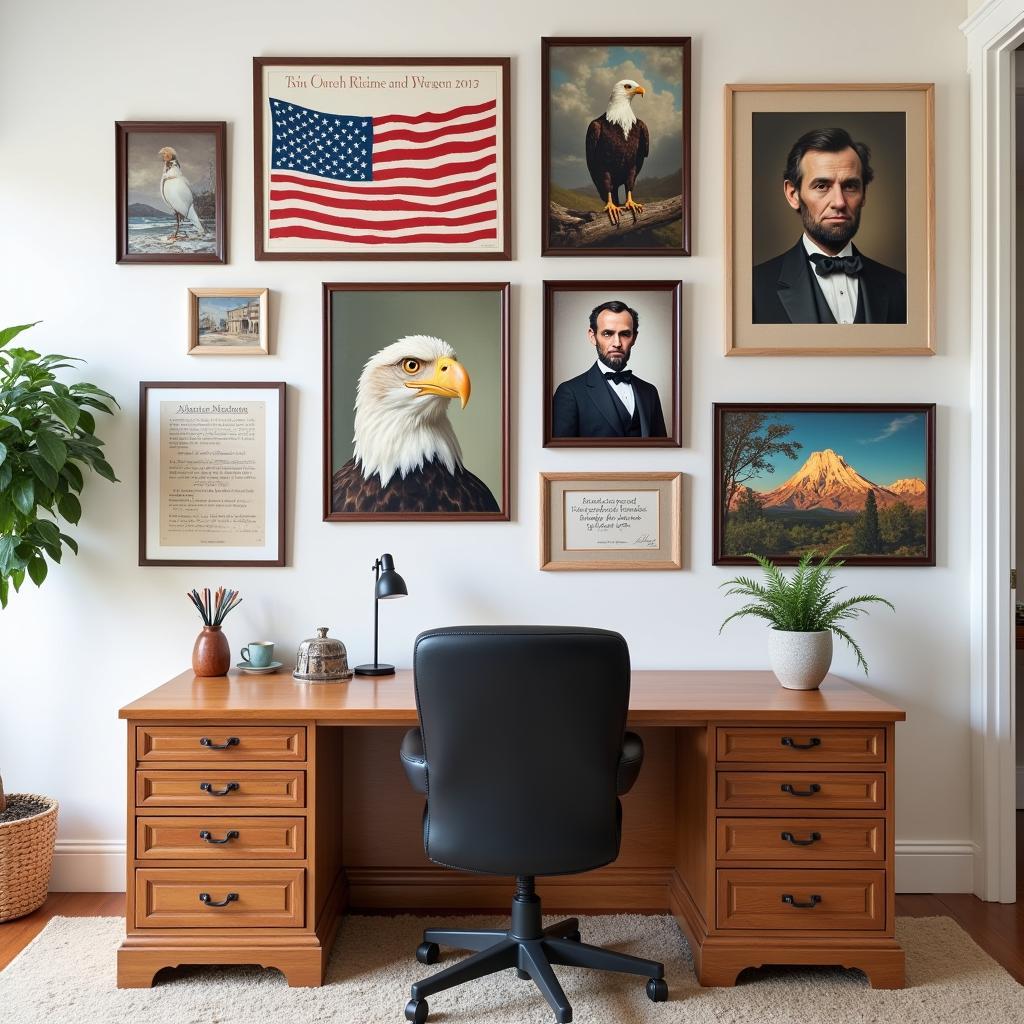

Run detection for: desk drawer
[[717, 818, 885, 862], [717, 869, 885, 931], [717, 772, 884, 810], [136, 816, 305, 860], [136, 770, 306, 809], [135, 868, 305, 928], [137, 725, 305, 762], [716, 727, 884, 765]]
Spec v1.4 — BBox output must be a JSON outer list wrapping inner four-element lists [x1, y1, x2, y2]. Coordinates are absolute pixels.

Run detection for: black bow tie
[[603, 369, 633, 385], [808, 252, 863, 277]]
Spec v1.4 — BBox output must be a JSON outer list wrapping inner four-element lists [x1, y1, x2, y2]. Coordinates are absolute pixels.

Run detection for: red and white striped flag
[[267, 97, 498, 247]]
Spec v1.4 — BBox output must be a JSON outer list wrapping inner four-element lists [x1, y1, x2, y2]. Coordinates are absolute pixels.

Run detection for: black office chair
[[399, 626, 667, 1024]]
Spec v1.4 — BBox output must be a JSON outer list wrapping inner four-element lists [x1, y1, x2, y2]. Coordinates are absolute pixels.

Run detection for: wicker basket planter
[[0, 794, 58, 922]]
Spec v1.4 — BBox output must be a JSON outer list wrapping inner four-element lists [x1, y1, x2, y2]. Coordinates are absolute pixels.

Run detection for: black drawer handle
[[782, 893, 822, 909], [780, 783, 821, 797], [200, 736, 240, 750], [781, 831, 822, 847], [199, 892, 238, 908], [199, 829, 240, 845], [781, 736, 821, 750], [199, 781, 239, 797]]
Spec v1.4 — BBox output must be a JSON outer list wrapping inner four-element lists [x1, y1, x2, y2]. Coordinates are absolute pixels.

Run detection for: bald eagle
[[157, 147, 206, 241], [331, 335, 500, 515], [585, 80, 649, 225]]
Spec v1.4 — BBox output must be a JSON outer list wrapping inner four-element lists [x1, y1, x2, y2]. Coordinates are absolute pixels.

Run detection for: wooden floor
[[1, 888, 1023, 983]]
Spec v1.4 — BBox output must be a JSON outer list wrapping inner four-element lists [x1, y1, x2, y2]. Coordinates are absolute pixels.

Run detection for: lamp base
[[353, 663, 396, 676]]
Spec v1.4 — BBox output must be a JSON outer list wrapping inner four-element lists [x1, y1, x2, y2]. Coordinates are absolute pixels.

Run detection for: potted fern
[[0, 321, 118, 919], [719, 547, 894, 689]]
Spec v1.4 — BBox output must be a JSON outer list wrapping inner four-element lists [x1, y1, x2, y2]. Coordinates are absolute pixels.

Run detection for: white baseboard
[[895, 841, 976, 894], [52, 839, 978, 896], [50, 840, 125, 892]]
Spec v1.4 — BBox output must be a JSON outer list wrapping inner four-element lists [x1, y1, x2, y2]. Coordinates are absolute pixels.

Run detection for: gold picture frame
[[726, 83, 935, 356], [188, 288, 269, 356], [540, 471, 682, 571]]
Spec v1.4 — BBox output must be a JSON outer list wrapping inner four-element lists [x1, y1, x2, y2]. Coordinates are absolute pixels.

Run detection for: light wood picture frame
[[188, 288, 269, 356], [726, 83, 934, 355], [139, 381, 286, 566], [540, 471, 682, 570]]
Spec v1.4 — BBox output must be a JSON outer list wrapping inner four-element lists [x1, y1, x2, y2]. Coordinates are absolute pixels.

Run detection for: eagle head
[[605, 80, 646, 135], [352, 335, 472, 487]]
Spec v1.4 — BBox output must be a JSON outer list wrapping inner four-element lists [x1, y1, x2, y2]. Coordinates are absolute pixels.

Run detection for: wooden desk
[[118, 670, 906, 989]]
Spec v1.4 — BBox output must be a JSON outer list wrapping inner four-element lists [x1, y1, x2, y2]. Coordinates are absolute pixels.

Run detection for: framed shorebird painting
[[323, 283, 509, 521], [254, 58, 511, 260], [541, 38, 691, 256]]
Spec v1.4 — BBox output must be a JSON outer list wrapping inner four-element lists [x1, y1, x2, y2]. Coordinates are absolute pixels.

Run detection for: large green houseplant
[[0, 321, 118, 608], [719, 547, 894, 689], [0, 321, 117, 919]]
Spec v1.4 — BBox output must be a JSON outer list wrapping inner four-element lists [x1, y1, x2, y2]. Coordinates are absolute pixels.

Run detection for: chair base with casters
[[404, 875, 667, 1024]]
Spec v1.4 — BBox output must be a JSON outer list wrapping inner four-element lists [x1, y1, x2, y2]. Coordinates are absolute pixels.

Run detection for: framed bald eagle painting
[[541, 38, 691, 257], [323, 282, 509, 522]]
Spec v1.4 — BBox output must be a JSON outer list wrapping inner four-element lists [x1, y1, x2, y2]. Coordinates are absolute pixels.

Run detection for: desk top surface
[[120, 669, 905, 724]]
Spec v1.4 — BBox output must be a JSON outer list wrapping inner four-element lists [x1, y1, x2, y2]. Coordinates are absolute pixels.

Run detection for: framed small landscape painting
[[713, 403, 935, 566], [188, 288, 269, 356], [116, 121, 226, 264]]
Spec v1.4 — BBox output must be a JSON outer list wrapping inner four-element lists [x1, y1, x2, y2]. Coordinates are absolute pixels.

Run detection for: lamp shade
[[375, 553, 408, 600]]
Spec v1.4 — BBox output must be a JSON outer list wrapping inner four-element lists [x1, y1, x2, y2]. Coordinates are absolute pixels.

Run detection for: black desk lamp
[[354, 553, 408, 676]]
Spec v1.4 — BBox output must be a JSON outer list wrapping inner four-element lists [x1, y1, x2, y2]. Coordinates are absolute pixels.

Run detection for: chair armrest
[[400, 727, 428, 794], [617, 731, 644, 794]]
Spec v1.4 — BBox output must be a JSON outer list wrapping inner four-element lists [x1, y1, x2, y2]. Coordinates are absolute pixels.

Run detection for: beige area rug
[[1, 914, 1022, 1023]]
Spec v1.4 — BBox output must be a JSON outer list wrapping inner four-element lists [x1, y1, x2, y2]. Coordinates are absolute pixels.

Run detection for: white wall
[[0, 0, 973, 892]]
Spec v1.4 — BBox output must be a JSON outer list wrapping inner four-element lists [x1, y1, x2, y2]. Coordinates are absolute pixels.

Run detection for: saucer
[[236, 660, 283, 674]]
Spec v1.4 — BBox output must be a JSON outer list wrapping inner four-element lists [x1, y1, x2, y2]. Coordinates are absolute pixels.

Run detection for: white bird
[[157, 146, 206, 240]]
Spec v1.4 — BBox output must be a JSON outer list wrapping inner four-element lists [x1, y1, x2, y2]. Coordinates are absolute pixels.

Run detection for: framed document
[[540, 471, 682, 570], [139, 382, 286, 566]]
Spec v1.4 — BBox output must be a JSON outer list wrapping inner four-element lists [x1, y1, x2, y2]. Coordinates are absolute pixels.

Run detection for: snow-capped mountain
[[886, 477, 928, 507]]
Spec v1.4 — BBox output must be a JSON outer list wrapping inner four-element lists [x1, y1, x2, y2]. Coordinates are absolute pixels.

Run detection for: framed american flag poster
[[253, 57, 511, 260]]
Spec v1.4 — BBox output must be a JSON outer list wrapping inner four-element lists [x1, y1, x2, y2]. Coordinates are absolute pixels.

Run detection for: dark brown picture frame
[[115, 121, 227, 265], [139, 382, 286, 566], [543, 280, 682, 447], [713, 403, 935, 567], [253, 57, 512, 261], [323, 282, 510, 522], [541, 37, 691, 257]]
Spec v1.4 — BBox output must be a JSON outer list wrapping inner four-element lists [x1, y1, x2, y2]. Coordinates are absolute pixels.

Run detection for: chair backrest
[[412, 625, 631, 876]]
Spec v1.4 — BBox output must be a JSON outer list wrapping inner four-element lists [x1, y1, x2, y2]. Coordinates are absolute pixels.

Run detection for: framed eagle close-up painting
[[541, 37, 691, 256], [323, 282, 509, 522]]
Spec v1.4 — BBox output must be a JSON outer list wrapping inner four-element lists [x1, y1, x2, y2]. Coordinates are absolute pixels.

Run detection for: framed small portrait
[[542, 38, 691, 256], [713, 403, 935, 567], [139, 382, 285, 566], [726, 84, 934, 355], [254, 58, 510, 261], [544, 280, 681, 447], [116, 121, 226, 264], [188, 289, 269, 356], [541, 472, 682, 570], [324, 283, 509, 521]]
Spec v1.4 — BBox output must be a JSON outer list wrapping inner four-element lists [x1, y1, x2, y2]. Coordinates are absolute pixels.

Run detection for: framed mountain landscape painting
[[542, 37, 691, 256], [254, 57, 510, 260], [713, 403, 935, 566]]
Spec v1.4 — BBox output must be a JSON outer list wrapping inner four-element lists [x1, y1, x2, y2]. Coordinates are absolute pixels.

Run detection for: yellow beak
[[632, 86, 646, 97], [404, 357, 471, 409]]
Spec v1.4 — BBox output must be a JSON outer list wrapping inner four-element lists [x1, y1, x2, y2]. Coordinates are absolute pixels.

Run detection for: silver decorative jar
[[768, 629, 833, 690], [293, 627, 353, 683]]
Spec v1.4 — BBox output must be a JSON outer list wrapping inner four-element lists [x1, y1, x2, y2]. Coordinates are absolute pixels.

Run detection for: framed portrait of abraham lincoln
[[726, 84, 934, 355]]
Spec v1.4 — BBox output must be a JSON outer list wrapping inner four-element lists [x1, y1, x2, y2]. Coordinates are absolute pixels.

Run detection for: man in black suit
[[752, 127, 906, 325], [552, 300, 667, 439]]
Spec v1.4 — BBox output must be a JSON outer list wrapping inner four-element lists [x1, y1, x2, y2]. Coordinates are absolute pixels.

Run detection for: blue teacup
[[241, 641, 275, 668]]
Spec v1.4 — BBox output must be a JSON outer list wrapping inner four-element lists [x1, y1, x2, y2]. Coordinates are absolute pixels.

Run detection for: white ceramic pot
[[768, 629, 833, 690]]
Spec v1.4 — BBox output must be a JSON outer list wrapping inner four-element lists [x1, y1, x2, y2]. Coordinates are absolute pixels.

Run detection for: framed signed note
[[139, 382, 286, 566], [540, 471, 681, 570]]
